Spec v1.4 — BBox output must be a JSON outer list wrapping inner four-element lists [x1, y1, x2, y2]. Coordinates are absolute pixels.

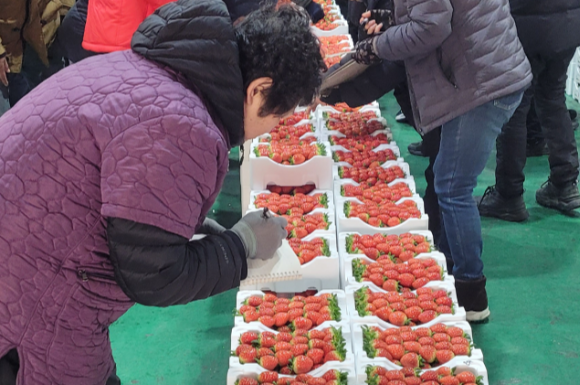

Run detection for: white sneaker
[[395, 110, 406, 122], [466, 307, 491, 323]]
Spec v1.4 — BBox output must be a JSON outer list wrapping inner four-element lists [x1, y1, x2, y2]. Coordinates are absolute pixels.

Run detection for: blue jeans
[[434, 90, 525, 280]]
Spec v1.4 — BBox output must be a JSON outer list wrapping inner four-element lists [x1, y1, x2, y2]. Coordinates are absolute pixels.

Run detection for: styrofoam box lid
[[249, 189, 335, 212], [333, 160, 411, 181], [235, 288, 347, 327], [226, 364, 357, 385], [338, 230, 435, 258], [317, 105, 382, 123], [356, 356, 489, 385], [321, 116, 389, 134], [230, 321, 354, 372], [345, 281, 465, 322], [311, 20, 349, 38]]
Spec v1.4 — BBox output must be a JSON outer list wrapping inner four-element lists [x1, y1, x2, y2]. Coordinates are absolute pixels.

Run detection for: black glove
[[359, 8, 394, 40], [305, 1, 325, 23], [352, 36, 381, 65]]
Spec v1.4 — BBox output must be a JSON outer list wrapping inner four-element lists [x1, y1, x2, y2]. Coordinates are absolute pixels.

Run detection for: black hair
[[235, 4, 326, 116]]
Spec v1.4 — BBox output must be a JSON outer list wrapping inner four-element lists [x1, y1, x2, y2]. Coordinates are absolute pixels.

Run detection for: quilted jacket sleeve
[[100, 113, 228, 240], [107, 217, 248, 306], [374, 0, 453, 61]]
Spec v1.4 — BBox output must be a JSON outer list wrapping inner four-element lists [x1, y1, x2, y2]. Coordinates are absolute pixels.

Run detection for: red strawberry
[[277, 332, 293, 342], [418, 337, 435, 346], [419, 346, 437, 363], [258, 372, 278, 383], [420, 371, 439, 381], [292, 344, 309, 356], [292, 317, 313, 330], [439, 376, 460, 385], [412, 277, 430, 289], [276, 350, 294, 367], [274, 312, 289, 327], [435, 350, 455, 364], [257, 355, 278, 370], [404, 306, 423, 322], [323, 350, 344, 363], [452, 344, 471, 356], [291, 355, 314, 374], [238, 347, 257, 364], [436, 296, 453, 307], [245, 296, 263, 307], [273, 342, 292, 352], [386, 344, 405, 360], [243, 310, 260, 322], [389, 311, 409, 326], [436, 367, 453, 376], [375, 307, 393, 322], [306, 348, 325, 364], [257, 347, 274, 358], [456, 371, 476, 383], [398, 273, 415, 288], [279, 366, 293, 375], [239, 332, 258, 345], [400, 352, 422, 368], [259, 316, 275, 328], [236, 378, 258, 385], [403, 341, 421, 354], [288, 308, 304, 322], [417, 310, 437, 324], [322, 369, 342, 381], [385, 370, 405, 380]]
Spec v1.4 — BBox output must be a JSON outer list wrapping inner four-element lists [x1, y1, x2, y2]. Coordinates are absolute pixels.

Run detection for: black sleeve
[[326, 60, 408, 107], [106, 217, 248, 307]]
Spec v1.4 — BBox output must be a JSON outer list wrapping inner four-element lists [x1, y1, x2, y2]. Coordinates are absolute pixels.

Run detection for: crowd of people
[[0, 0, 578, 383]]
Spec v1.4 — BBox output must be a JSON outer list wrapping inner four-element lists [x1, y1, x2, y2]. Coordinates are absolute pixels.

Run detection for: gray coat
[[374, 0, 532, 133]]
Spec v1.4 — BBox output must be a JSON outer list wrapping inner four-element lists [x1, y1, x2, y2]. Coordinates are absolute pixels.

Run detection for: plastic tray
[[345, 281, 466, 323], [356, 356, 489, 385], [250, 141, 333, 190], [238, 233, 341, 292], [333, 160, 411, 181], [337, 197, 429, 234], [230, 321, 354, 373], [351, 321, 483, 365], [249, 188, 334, 213], [235, 289, 347, 327], [227, 364, 356, 385], [343, 252, 451, 288]]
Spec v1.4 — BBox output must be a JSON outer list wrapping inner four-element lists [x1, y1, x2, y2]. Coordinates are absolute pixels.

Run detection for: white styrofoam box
[[356, 357, 489, 385], [337, 197, 429, 234], [319, 34, 355, 59], [311, 19, 349, 37], [230, 321, 354, 373], [345, 281, 465, 323], [250, 141, 333, 190], [249, 188, 334, 213], [227, 364, 356, 385], [316, 105, 382, 123], [343, 252, 451, 289], [337, 230, 437, 289], [253, 122, 318, 144], [327, 129, 394, 146], [245, 207, 336, 239], [332, 146, 403, 167], [351, 321, 483, 365], [239, 233, 341, 292], [333, 160, 411, 181], [235, 289, 347, 327], [333, 178, 418, 207], [338, 230, 435, 259], [321, 116, 389, 135]]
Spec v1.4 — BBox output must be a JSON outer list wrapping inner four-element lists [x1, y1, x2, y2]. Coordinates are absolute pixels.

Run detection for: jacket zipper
[[77, 269, 116, 282]]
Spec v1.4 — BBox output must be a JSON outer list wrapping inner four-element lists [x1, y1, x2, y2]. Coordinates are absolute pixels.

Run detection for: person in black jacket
[[478, 0, 580, 219]]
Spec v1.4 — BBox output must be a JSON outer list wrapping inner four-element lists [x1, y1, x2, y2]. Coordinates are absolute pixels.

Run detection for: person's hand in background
[[0, 57, 10, 87]]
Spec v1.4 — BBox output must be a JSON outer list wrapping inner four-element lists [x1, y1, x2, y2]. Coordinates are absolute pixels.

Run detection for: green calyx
[[344, 201, 351, 217], [365, 366, 381, 385], [340, 185, 346, 197], [321, 239, 331, 257], [253, 147, 261, 157], [345, 234, 354, 253], [352, 259, 367, 282], [332, 152, 340, 162], [327, 293, 342, 321], [362, 326, 380, 358], [316, 143, 327, 156], [319, 193, 329, 207], [338, 166, 345, 178], [354, 287, 371, 316]]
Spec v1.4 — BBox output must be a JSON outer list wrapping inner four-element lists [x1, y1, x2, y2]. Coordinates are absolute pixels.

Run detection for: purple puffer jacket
[[0, 50, 230, 384]]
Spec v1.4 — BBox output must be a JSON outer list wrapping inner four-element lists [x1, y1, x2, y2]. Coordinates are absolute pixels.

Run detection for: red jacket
[[83, 0, 175, 53]]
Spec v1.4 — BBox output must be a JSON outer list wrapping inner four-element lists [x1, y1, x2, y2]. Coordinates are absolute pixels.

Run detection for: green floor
[[109, 94, 580, 385]]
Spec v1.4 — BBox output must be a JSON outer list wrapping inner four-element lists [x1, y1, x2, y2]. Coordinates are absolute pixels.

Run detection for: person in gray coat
[[353, 0, 532, 322]]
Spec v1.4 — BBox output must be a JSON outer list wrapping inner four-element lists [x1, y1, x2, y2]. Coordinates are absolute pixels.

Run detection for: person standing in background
[[478, 0, 580, 220]]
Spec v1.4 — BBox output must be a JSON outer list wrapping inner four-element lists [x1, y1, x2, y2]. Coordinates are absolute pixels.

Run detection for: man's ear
[[245, 77, 273, 106]]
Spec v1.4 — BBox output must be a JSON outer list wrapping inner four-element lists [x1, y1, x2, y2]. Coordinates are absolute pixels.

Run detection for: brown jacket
[[0, 0, 73, 72]]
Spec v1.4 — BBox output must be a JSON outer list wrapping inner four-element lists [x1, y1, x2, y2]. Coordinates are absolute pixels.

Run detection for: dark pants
[[495, 48, 579, 198], [394, 83, 442, 244], [55, 0, 96, 64], [526, 99, 544, 146]]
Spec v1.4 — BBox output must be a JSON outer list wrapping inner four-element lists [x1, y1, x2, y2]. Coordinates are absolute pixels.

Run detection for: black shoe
[[536, 180, 580, 212], [396, 109, 409, 124], [476, 186, 529, 222], [408, 141, 427, 157], [455, 276, 490, 322], [526, 141, 549, 157], [570, 109, 578, 131]]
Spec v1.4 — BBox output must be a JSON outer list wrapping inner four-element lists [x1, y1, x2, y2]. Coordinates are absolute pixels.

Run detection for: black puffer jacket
[[510, 0, 580, 54]]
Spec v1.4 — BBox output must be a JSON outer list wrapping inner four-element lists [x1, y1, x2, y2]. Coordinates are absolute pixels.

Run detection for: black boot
[[407, 141, 427, 157], [476, 186, 529, 222], [455, 276, 490, 323], [536, 180, 580, 212]]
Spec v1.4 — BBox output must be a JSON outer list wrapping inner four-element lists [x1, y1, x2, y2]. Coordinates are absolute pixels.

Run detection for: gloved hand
[[198, 217, 226, 235], [231, 210, 288, 260], [305, 1, 325, 23], [352, 36, 382, 66]]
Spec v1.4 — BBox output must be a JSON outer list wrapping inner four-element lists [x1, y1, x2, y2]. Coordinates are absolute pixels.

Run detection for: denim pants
[[434, 89, 525, 279]]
